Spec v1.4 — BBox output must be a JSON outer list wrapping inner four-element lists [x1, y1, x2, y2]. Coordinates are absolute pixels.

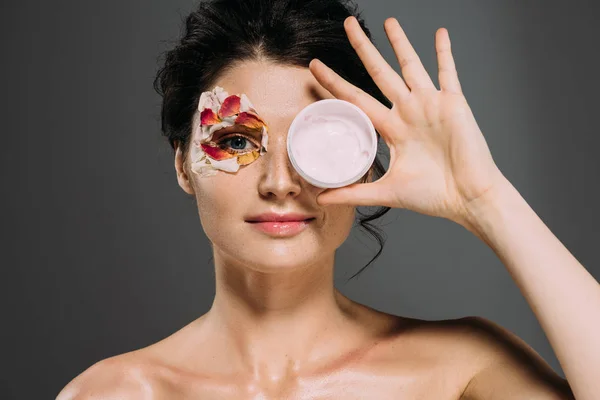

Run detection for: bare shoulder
[[363, 313, 573, 399], [55, 318, 205, 400], [423, 316, 574, 399], [55, 351, 167, 400]]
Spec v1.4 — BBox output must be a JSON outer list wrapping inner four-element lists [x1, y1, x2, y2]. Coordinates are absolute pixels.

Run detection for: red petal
[[200, 143, 234, 161], [219, 95, 241, 118], [200, 109, 221, 125], [235, 112, 265, 129]]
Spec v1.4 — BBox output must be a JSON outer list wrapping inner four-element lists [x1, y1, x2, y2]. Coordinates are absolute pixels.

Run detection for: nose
[[257, 135, 302, 200]]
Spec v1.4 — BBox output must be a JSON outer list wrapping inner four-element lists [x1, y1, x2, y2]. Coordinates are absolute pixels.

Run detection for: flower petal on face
[[260, 126, 268, 154], [235, 112, 266, 130], [198, 91, 215, 112], [204, 119, 236, 139], [200, 143, 235, 161], [198, 86, 227, 112], [190, 149, 218, 177], [219, 95, 241, 118], [210, 157, 240, 173], [215, 86, 228, 104], [190, 139, 203, 160], [201, 108, 221, 126], [192, 162, 218, 177], [236, 150, 260, 165], [239, 94, 255, 112]]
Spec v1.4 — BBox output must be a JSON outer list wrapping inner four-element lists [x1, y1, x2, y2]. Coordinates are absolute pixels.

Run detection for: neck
[[203, 245, 365, 381]]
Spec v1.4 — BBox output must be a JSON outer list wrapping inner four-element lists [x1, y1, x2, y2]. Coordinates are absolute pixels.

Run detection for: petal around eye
[[214, 86, 229, 104], [219, 95, 241, 118], [210, 157, 240, 173], [190, 139, 204, 159], [198, 91, 216, 112], [192, 163, 218, 177], [240, 94, 255, 112], [201, 108, 221, 125], [204, 120, 236, 140], [198, 86, 226, 112], [235, 112, 266, 129], [260, 127, 268, 154], [237, 150, 260, 165], [190, 148, 218, 177], [200, 143, 235, 161]]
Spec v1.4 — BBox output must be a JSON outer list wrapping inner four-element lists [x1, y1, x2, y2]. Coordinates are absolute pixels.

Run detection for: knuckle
[[398, 54, 420, 69], [353, 39, 368, 52], [349, 88, 364, 103], [436, 46, 452, 56], [438, 66, 455, 74], [370, 65, 383, 78], [321, 71, 335, 87], [398, 56, 413, 69]]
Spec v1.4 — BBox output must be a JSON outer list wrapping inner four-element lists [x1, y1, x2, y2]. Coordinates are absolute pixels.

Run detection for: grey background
[[1, 0, 599, 398]]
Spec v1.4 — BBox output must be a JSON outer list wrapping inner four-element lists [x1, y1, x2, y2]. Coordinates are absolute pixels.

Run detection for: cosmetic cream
[[287, 99, 377, 188]]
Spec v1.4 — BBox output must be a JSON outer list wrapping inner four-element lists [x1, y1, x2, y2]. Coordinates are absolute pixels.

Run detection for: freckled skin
[[54, 61, 511, 400]]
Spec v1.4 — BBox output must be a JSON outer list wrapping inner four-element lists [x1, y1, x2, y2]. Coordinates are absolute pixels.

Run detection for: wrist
[[460, 173, 519, 242]]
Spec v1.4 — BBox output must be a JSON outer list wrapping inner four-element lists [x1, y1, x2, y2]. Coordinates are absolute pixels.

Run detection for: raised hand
[[309, 16, 507, 227]]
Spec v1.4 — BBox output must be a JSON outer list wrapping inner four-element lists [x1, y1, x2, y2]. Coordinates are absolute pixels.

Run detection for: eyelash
[[216, 134, 259, 154]]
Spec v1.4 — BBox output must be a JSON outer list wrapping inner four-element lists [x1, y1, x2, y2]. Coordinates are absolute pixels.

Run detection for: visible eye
[[217, 134, 259, 154]]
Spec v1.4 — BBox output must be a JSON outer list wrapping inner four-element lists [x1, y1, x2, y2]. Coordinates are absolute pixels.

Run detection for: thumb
[[317, 181, 386, 207]]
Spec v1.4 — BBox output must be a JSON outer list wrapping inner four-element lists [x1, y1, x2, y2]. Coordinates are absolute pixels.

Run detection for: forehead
[[212, 60, 335, 122]]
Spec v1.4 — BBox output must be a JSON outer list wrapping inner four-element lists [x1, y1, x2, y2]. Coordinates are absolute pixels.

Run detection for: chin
[[219, 238, 330, 273]]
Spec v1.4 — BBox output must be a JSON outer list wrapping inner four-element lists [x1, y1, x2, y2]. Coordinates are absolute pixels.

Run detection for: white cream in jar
[[287, 99, 377, 188]]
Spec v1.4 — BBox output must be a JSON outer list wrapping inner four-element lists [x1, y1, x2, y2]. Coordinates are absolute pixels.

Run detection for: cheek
[[324, 205, 356, 243], [191, 175, 248, 239]]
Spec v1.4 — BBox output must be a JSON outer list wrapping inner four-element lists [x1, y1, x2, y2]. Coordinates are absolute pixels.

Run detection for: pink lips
[[246, 213, 316, 237]]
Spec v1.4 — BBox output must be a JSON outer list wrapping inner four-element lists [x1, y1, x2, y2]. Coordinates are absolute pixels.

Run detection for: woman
[[57, 0, 598, 398]]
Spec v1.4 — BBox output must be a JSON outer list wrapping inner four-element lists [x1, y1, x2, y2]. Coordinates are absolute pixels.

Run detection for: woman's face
[[175, 60, 358, 273]]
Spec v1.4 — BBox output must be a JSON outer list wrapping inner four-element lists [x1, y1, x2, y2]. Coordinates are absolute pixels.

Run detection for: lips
[[245, 213, 315, 223], [246, 213, 316, 237]]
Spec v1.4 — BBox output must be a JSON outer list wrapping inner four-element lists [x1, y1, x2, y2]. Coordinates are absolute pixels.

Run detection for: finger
[[344, 16, 410, 101], [317, 180, 391, 207], [383, 18, 436, 91], [435, 28, 462, 94], [309, 58, 394, 143]]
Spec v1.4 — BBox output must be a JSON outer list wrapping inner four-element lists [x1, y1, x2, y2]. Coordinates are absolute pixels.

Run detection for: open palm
[[309, 17, 506, 225]]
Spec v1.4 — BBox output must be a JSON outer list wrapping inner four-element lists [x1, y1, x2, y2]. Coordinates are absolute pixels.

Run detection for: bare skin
[[57, 16, 594, 399], [56, 298, 570, 399]]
